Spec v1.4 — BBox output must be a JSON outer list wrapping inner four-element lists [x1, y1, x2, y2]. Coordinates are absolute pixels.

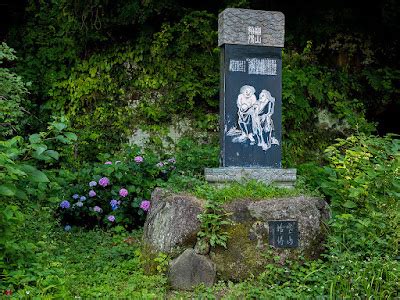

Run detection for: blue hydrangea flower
[[64, 225, 72, 231], [80, 196, 86, 201], [72, 194, 79, 200], [89, 181, 97, 187], [110, 199, 119, 210], [76, 201, 83, 207], [60, 200, 71, 209]]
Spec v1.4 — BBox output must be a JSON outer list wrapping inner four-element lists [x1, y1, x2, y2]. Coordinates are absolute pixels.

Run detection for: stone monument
[[205, 8, 296, 187]]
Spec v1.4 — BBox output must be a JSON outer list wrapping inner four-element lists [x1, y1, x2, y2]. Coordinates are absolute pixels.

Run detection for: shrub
[[55, 148, 175, 230], [0, 42, 31, 138], [302, 134, 400, 257], [0, 119, 75, 286]]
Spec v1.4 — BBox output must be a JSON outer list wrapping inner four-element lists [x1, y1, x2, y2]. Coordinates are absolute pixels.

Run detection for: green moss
[[211, 222, 268, 281]]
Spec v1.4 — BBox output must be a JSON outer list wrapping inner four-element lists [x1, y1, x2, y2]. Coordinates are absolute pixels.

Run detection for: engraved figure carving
[[227, 85, 279, 151]]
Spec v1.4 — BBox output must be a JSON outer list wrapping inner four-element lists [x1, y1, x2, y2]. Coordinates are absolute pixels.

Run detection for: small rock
[[169, 249, 216, 290]]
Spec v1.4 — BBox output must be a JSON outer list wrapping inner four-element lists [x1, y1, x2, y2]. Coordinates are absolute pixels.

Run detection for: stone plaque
[[268, 220, 299, 248], [219, 8, 284, 167]]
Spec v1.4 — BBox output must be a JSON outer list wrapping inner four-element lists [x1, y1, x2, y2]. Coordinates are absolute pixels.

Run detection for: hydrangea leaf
[[0, 184, 16, 196]]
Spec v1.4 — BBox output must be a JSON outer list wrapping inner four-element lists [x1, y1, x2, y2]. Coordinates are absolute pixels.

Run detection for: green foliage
[[197, 199, 232, 249], [0, 208, 166, 298], [0, 43, 31, 138], [174, 137, 219, 176], [193, 254, 399, 299], [320, 134, 400, 256], [0, 119, 76, 285], [134, 11, 219, 120], [37, 11, 219, 163], [153, 252, 170, 275], [282, 42, 375, 166]]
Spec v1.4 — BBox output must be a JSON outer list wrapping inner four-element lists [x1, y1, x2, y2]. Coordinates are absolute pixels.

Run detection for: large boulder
[[143, 188, 204, 254], [211, 196, 330, 281]]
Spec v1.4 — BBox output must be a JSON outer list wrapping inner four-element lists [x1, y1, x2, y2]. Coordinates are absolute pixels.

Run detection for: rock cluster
[[143, 188, 330, 289]]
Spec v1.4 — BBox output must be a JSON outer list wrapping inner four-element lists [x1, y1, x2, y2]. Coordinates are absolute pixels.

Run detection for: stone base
[[204, 167, 297, 188]]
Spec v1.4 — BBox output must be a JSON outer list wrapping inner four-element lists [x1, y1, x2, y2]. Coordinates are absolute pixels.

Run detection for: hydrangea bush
[[56, 149, 176, 230]]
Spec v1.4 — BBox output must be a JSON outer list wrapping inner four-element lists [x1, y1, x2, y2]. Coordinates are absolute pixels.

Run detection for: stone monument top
[[218, 8, 285, 47]]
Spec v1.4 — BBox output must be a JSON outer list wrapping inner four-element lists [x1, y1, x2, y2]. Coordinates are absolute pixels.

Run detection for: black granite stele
[[221, 44, 282, 167], [205, 8, 296, 187]]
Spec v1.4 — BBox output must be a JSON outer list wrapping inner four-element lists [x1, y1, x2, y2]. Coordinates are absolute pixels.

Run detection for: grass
[[2, 181, 398, 299], [192, 179, 308, 203], [3, 206, 167, 299], [161, 175, 317, 203]]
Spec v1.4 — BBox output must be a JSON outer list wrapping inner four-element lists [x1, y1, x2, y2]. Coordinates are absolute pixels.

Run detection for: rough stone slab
[[218, 8, 285, 47], [143, 188, 204, 253], [169, 249, 216, 290], [204, 167, 296, 187]]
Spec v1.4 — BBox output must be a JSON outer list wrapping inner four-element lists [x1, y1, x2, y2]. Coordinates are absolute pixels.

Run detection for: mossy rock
[[210, 196, 330, 281]]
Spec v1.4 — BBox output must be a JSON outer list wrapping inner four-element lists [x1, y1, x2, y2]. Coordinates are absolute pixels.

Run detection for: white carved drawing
[[227, 85, 279, 151]]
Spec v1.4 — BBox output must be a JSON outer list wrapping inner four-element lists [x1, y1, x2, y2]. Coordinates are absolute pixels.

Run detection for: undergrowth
[[1, 206, 166, 298]]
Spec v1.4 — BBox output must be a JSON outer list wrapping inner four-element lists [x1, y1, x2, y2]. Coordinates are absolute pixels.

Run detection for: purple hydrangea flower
[[119, 188, 128, 197], [140, 200, 151, 212], [80, 196, 86, 201], [72, 194, 79, 200], [156, 162, 164, 167], [167, 157, 176, 164], [64, 225, 72, 231], [60, 200, 71, 209], [134, 156, 143, 163], [107, 215, 115, 222], [89, 181, 97, 187], [76, 201, 84, 207], [98, 177, 110, 187], [93, 206, 102, 213], [89, 190, 96, 197], [104, 161, 112, 165]]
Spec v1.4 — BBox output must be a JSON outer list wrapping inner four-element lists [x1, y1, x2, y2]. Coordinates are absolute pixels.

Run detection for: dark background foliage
[[0, 0, 399, 166], [1, 0, 399, 131]]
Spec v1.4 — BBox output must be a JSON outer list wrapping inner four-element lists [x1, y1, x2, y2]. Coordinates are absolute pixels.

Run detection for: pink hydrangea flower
[[140, 200, 151, 212], [134, 156, 143, 163], [119, 188, 128, 197], [107, 215, 115, 222], [89, 190, 96, 197], [99, 177, 110, 187], [104, 161, 112, 165]]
